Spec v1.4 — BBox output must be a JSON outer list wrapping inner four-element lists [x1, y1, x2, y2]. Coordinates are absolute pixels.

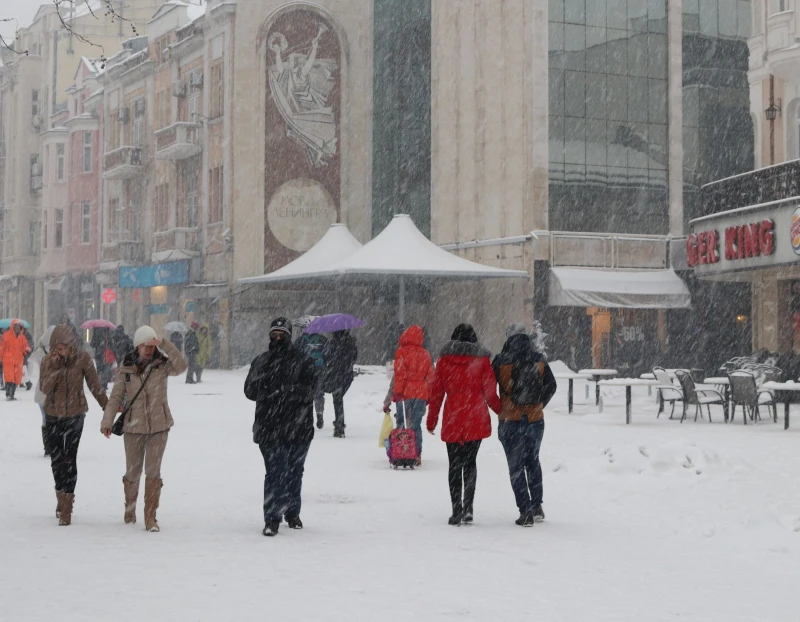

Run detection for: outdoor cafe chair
[[675, 370, 727, 423], [728, 371, 777, 425], [652, 367, 683, 419]]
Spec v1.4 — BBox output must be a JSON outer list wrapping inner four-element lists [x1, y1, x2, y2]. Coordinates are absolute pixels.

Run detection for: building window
[[81, 202, 91, 244], [44, 145, 50, 185], [54, 208, 63, 248], [155, 183, 170, 231], [28, 221, 38, 255], [130, 184, 142, 241], [108, 198, 120, 241], [210, 61, 224, 118], [31, 89, 39, 118], [189, 92, 200, 122], [179, 161, 199, 228], [56, 143, 65, 181], [83, 131, 92, 172], [156, 89, 170, 129], [772, 0, 787, 14], [42, 216, 48, 251], [133, 100, 145, 147], [209, 164, 224, 224]]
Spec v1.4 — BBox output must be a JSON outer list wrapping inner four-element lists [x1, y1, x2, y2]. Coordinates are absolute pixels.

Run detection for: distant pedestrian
[[40, 324, 108, 526], [297, 328, 328, 428], [386, 325, 433, 465], [427, 324, 501, 526], [492, 323, 557, 526], [1, 320, 30, 400], [184, 323, 200, 384], [244, 317, 317, 537], [91, 328, 113, 388], [196, 323, 212, 382], [60, 315, 82, 347], [321, 330, 358, 438], [170, 331, 184, 353], [110, 325, 134, 365], [100, 326, 188, 532]]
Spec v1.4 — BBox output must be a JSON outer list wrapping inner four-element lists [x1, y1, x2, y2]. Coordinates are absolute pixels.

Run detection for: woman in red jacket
[[427, 324, 501, 525], [391, 325, 434, 464]]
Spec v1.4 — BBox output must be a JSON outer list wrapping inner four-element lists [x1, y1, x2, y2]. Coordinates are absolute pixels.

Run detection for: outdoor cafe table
[[760, 381, 800, 430], [554, 372, 592, 414], [579, 369, 619, 405], [598, 378, 661, 424]]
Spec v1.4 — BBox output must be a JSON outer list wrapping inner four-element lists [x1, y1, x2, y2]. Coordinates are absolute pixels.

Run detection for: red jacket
[[427, 340, 501, 443], [393, 326, 434, 402]]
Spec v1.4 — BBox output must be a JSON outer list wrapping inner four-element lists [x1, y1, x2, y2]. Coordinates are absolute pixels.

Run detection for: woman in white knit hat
[[101, 326, 187, 532]]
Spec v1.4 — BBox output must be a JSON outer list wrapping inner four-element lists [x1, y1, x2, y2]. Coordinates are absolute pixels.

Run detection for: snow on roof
[[149, 1, 206, 24], [239, 224, 362, 284]]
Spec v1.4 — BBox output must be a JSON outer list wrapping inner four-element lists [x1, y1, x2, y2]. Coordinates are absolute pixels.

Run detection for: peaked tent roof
[[322, 214, 528, 281], [238, 223, 363, 285]]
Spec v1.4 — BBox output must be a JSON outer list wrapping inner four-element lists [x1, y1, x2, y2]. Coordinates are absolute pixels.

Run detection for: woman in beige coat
[[101, 325, 187, 532]]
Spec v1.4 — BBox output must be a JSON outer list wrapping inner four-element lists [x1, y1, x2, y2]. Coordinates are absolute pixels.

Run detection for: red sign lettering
[[686, 234, 698, 267], [695, 220, 775, 268], [707, 230, 719, 263], [760, 219, 775, 255]]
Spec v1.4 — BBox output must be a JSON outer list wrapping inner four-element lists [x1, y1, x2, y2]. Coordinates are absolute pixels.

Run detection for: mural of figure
[[268, 24, 338, 167]]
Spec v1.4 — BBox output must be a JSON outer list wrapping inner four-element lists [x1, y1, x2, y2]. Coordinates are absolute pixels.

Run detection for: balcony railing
[[155, 122, 201, 160], [701, 159, 800, 217], [103, 146, 144, 180], [153, 227, 201, 256], [550, 232, 669, 270], [101, 238, 144, 265]]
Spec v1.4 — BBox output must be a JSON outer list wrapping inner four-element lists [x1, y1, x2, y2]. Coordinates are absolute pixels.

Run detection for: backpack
[[510, 360, 543, 407]]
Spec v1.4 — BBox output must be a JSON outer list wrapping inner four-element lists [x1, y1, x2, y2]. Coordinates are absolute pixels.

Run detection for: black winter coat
[[492, 334, 557, 408], [185, 331, 199, 357], [110, 328, 134, 364], [321, 332, 358, 393], [244, 341, 318, 445]]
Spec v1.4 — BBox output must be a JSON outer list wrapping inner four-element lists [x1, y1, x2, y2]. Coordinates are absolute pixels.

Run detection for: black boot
[[262, 520, 280, 537], [515, 512, 535, 527], [41, 427, 50, 457], [285, 515, 303, 530], [448, 503, 463, 526], [532, 505, 545, 522], [316, 414, 323, 429], [463, 504, 474, 524], [8, 384, 16, 400]]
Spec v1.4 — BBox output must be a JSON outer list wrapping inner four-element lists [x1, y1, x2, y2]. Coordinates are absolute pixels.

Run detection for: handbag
[[111, 368, 154, 436], [378, 411, 393, 448]]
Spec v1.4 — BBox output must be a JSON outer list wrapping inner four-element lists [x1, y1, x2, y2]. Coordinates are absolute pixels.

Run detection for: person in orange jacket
[[1, 320, 31, 401], [387, 325, 433, 464]]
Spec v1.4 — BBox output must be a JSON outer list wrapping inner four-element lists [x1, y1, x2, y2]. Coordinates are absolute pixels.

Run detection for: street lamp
[[765, 101, 782, 122]]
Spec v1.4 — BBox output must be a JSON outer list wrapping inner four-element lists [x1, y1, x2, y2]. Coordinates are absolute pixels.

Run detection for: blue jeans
[[498, 419, 545, 514], [259, 441, 311, 523], [395, 399, 426, 457]]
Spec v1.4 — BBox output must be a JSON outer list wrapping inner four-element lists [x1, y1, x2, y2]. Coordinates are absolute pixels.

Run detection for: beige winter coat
[[101, 338, 187, 435]]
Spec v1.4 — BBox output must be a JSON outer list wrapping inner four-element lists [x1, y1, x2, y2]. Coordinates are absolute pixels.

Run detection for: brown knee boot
[[123, 477, 139, 524], [143, 477, 162, 532], [58, 492, 74, 526], [55, 489, 63, 518]]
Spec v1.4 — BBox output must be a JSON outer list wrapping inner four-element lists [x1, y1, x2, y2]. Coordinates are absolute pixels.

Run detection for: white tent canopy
[[238, 214, 529, 322], [549, 267, 691, 309], [238, 223, 362, 285]]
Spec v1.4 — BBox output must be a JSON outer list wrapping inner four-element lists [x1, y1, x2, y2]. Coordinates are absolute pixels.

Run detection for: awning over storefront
[[549, 268, 691, 309]]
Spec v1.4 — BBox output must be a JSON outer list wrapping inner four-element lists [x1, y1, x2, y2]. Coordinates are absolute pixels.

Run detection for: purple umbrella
[[304, 313, 364, 334]]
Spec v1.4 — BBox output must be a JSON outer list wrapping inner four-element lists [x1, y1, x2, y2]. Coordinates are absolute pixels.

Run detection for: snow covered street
[[2, 367, 799, 621]]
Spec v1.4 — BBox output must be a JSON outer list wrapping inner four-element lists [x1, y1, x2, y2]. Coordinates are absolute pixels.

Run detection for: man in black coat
[[321, 330, 358, 438], [184, 323, 200, 384], [244, 317, 318, 537]]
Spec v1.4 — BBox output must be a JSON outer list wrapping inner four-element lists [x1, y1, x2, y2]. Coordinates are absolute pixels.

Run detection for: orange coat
[[0, 321, 31, 385], [393, 326, 434, 402]]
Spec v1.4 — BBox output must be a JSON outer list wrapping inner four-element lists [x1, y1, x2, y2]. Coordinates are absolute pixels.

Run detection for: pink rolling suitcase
[[388, 403, 418, 469]]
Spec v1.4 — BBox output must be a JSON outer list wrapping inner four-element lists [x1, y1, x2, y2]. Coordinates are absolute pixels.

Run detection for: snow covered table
[[554, 372, 592, 413], [598, 378, 662, 424], [760, 381, 800, 430], [579, 369, 619, 405]]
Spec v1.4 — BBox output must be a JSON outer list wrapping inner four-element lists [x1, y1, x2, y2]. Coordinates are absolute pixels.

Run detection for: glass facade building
[[549, 0, 669, 234]]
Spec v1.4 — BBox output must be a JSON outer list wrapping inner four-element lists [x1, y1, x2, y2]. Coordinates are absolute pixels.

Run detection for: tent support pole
[[399, 276, 405, 325]]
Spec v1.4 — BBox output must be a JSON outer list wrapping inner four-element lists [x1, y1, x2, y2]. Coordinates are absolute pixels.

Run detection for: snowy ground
[[1, 365, 799, 621]]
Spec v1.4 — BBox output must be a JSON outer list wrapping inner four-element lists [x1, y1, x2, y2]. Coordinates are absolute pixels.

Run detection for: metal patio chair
[[675, 370, 727, 423], [652, 367, 683, 419], [728, 371, 777, 425]]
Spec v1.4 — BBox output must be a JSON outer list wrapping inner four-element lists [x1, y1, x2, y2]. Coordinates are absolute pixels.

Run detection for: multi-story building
[[0, 1, 165, 333], [99, 0, 234, 364]]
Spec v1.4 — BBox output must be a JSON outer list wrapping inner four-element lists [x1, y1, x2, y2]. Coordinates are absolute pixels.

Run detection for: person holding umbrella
[[1, 320, 31, 400], [313, 314, 362, 438]]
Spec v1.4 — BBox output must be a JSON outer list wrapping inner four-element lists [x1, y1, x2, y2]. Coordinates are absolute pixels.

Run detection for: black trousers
[[45, 415, 85, 494], [446, 440, 482, 513], [186, 355, 200, 383], [331, 379, 352, 433]]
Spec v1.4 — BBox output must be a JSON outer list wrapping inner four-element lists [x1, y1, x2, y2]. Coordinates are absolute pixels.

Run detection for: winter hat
[[191, 321, 200, 330], [451, 323, 478, 344], [506, 323, 527, 339], [133, 325, 159, 348], [270, 317, 293, 337]]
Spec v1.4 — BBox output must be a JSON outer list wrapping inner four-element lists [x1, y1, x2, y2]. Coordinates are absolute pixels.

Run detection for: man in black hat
[[244, 317, 318, 537]]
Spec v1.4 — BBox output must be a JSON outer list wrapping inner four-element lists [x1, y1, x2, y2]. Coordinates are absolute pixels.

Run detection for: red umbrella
[[80, 319, 117, 330]]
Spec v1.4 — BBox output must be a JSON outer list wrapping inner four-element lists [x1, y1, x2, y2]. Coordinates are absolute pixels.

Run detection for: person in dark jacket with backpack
[[184, 323, 200, 384], [492, 323, 557, 527], [244, 317, 318, 537], [321, 330, 358, 438], [297, 329, 328, 429]]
